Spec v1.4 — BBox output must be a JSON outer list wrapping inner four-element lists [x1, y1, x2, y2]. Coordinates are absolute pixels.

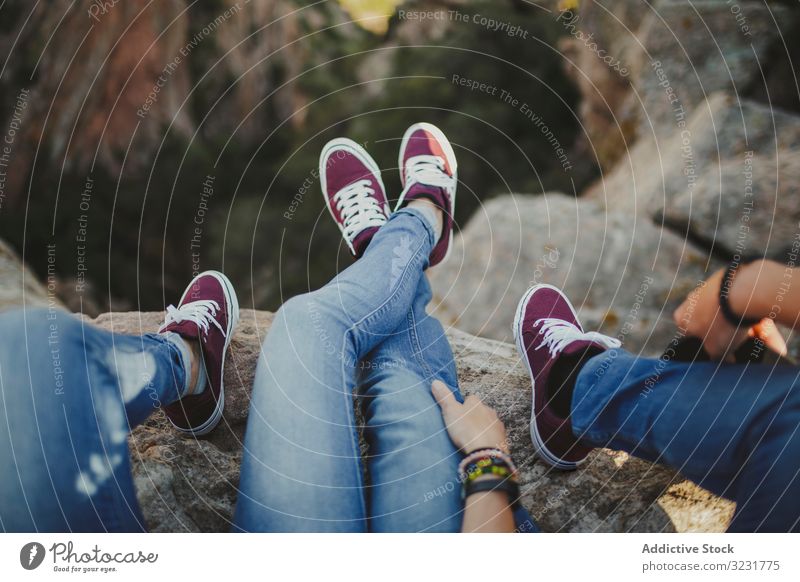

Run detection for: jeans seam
[[341, 328, 368, 525], [406, 308, 434, 380]]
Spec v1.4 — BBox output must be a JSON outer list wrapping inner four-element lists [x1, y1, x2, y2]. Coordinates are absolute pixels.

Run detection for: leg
[[0, 308, 188, 532], [233, 209, 438, 532], [572, 349, 800, 532], [357, 276, 463, 532]]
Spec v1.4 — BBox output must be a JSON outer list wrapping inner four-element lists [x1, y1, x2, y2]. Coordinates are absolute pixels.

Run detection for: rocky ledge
[[91, 309, 733, 533]]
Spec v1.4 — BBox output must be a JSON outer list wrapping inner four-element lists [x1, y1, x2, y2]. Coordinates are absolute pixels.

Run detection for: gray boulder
[[660, 151, 800, 259], [558, 0, 788, 173], [429, 192, 714, 353], [587, 92, 800, 226], [0, 239, 57, 312], [629, 0, 787, 133]]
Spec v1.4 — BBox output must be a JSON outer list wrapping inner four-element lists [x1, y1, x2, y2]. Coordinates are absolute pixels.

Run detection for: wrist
[[464, 481, 511, 506], [466, 437, 509, 455], [729, 259, 778, 322], [463, 476, 520, 508]]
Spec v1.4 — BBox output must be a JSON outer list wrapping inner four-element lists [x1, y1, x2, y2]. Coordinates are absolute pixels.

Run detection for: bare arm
[[674, 259, 795, 359], [730, 259, 800, 328], [431, 381, 515, 533], [461, 475, 516, 533]]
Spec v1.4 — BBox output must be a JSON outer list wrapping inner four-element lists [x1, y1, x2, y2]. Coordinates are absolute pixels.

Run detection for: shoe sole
[[512, 283, 584, 471], [319, 137, 388, 254], [395, 122, 458, 265], [168, 270, 240, 437]]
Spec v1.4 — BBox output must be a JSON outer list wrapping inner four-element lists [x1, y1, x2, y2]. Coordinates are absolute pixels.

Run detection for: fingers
[[673, 288, 699, 328], [673, 302, 686, 328], [752, 318, 788, 357], [464, 394, 483, 407], [431, 381, 486, 416], [674, 278, 711, 329], [431, 380, 458, 412], [707, 326, 752, 361]]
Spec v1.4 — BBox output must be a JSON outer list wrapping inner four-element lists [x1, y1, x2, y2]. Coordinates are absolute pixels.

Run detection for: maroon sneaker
[[395, 122, 458, 267], [319, 138, 389, 257], [513, 284, 620, 469], [158, 270, 239, 436]]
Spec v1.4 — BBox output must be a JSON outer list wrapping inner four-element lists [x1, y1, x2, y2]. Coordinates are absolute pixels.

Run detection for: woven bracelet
[[719, 257, 762, 328]]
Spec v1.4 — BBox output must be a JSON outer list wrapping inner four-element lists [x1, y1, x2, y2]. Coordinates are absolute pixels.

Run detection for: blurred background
[[0, 0, 590, 314], [2, 0, 799, 346]]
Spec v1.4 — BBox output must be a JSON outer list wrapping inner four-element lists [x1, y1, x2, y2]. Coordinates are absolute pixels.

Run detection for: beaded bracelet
[[462, 460, 514, 483], [458, 448, 518, 482], [460, 447, 516, 467], [459, 448, 517, 478]]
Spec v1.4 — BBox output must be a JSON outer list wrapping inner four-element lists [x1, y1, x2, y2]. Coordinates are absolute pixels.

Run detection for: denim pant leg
[[572, 349, 800, 532], [233, 209, 437, 532], [0, 308, 187, 532], [358, 275, 540, 533], [357, 276, 463, 532]]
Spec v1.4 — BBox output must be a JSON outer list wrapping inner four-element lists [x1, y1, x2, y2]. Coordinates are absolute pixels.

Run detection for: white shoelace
[[403, 155, 455, 195], [162, 300, 226, 337], [332, 179, 387, 242], [534, 318, 621, 357]]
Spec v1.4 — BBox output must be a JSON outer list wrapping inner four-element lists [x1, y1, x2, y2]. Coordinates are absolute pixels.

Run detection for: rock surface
[[429, 192, 716, 352], [628, 0, 786, 133], [562, 1, 800, 262], [89, 309, 272, 532], [562, 0, 789, 170], [87, 309, 733, 533], [587, 92, 800, 222], [0, 239, 58, 312], [661, 150, 800, 259]]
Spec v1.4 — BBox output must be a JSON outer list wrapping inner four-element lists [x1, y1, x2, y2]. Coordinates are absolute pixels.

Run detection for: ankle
[[183, 339, 204, 396], [408, 198, 443, 240]]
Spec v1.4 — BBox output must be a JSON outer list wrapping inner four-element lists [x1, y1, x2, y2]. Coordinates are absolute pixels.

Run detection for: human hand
[[673, 264, 786, 361], [431, 380, 509, 454]]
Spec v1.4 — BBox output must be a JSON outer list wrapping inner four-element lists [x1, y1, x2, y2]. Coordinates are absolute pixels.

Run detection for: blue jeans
[[0, 209, 470, 532], [0, 308, 189, 531], [234, 209, 465, 532], [573, 349, 800, 532]]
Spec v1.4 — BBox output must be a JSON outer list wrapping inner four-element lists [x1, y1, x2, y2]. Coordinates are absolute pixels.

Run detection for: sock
[[548, 346, 604, 418], [190, 359, 208, 396], [164, 332, 207, 397], [411, 204, 442, 244]]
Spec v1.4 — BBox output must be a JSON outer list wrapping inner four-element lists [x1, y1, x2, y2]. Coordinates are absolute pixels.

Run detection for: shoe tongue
[[162, 319, 201, 340], [560, 338, 599, 357]]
